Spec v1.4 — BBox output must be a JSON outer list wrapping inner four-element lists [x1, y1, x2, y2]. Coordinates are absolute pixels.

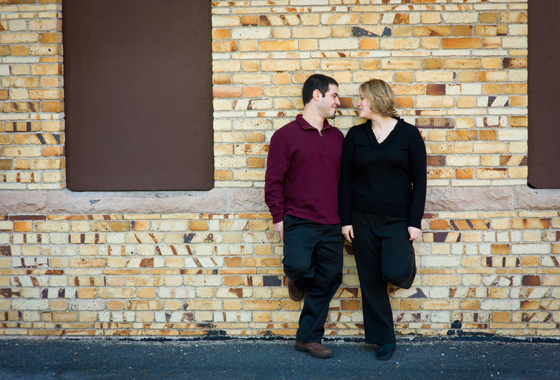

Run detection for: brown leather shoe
[[287, 279, 305, 301], [294, 342, 333, 359]]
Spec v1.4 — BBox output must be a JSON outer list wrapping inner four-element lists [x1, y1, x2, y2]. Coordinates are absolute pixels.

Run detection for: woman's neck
[[370, 114, 397, 133]]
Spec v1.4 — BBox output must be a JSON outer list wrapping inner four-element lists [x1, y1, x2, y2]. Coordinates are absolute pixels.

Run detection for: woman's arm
[[338, 128, 356, 228], [408, 127, 427, 229]]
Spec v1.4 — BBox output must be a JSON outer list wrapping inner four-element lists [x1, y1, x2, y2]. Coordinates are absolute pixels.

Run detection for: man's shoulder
[[328, 125, 344, 137], [273, 118, 301, 137]]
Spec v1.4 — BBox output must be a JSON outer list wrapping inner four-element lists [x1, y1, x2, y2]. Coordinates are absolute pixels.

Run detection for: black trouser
[[282, 214, 344, 343], [351, 211, 416, 345]]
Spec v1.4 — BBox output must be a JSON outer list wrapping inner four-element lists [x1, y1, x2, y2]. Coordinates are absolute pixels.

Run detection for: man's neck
[[302, 108, 326, 131]]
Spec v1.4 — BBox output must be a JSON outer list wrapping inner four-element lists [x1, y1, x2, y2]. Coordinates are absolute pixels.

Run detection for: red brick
[[522, 275, 540, 286], [426, 84, 446, 95]]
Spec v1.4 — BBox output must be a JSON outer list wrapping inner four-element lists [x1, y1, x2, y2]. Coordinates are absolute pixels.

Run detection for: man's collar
[[296, 114, 333, 131]]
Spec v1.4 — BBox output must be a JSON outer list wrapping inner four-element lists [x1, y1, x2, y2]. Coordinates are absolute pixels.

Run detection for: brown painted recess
[[64, 0, 214, 191], [528, 0, 560, 189]]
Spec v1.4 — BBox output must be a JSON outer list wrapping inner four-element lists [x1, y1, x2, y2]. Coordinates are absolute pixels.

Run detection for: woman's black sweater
[[338, 118, 427, 229]]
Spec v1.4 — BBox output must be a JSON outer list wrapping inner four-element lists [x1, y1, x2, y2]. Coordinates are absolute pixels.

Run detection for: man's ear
[[312, 89, 322, 101]]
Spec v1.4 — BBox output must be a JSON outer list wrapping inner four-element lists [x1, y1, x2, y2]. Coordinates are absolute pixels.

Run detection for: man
[[265, 74, 344, 359]]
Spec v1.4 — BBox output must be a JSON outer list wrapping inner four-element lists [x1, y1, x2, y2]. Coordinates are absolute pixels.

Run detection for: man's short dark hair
[[302, 74, 339, 105]]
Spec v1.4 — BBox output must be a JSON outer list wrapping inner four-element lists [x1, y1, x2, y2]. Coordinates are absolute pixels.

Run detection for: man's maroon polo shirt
[[265, 114, 344, 225]]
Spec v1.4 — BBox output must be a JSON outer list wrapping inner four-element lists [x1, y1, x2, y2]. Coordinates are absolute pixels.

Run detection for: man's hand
[[408, 226, 421, 241], [342, 225, 354, 242], [273, 221, 284, 240]]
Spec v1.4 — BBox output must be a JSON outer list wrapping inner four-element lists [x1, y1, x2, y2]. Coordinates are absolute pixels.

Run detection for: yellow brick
[[473, 143, 508, 154], [240, 62, 258, 73], [416, 71, 454, 82], [457, 97, 476, 108], [299, 39, 317, 51], [301, 60, 320, 71], [253, 312, 271, 322], [482, 58, 501, 69], [380, 39, 419, 50], [401, 300, 419, 310], [422, 275, 461, 286], [190, 220, 208, 231], [1, 32, 38, 44], [416, 96, 455, 108], [259, 40, 297, 51], [480, 12, 498, 23], [492, 219, 511, 230], [421, 38, 440, 49], [443, 59, 481, 69], [29, 89, 63, 100], [395, 72, 413, 83], [243, 300, 281, 310], [509, 167, 528, 179], [272, 28, 291, 39], [421, 300, 460, 310], [78, 288, 96, 299], [261, 60, 300, 72], [477, 168, 507, 179], [360, 39, 379, 50], [442, 38, 481, 49], [381, 59, 421, 70], [321, 60, 360, 71], [362, 14, 380, 25], [421, 13, 441, 24], [292, 27, 330, 39], [301, 14, 320, 26]]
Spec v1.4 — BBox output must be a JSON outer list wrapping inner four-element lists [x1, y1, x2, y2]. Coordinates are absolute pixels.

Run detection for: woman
[[339, 79, 427, 361]]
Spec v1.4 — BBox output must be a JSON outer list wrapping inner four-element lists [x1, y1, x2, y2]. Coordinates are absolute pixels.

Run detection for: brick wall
[[1, 0, 559, 339]]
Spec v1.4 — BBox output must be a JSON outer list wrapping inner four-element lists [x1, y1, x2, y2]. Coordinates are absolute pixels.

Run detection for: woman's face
[[357, 92, 375, 119]]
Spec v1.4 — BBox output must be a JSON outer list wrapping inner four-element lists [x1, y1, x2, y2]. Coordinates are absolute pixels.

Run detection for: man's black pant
[[282, 214, 343, 343], [351, 211, 417, 345]]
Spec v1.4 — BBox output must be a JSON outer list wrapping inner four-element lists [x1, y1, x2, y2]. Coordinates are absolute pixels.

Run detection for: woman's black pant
[[351, 211, 417, 344], [282, 214, 344, 343]]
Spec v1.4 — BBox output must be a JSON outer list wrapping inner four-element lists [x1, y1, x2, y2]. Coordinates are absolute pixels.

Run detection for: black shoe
[[376, 343, 396, 361], [287, 279, 305, 301]]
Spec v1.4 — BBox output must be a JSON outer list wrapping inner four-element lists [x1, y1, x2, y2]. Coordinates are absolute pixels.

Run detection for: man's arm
[[273, 221, 284, 240], [265, 132, 291, 237]]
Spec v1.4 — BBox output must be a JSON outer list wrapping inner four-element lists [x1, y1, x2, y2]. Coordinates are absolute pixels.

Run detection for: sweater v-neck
[[365, 118, 402, 148]]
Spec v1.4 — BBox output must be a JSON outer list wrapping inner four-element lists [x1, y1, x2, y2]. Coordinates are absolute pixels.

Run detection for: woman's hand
[[408, 226, 421, 241], [342, 225, 354, 242]]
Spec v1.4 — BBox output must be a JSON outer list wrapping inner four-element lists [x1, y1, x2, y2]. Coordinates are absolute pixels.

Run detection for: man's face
[[317, 84, 341, 120]]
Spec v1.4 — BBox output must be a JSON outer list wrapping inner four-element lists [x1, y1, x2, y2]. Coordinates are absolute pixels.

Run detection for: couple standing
[[264, 74, 427, 361]]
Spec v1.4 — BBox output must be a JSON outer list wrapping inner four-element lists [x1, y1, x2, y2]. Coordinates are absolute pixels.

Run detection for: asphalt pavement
[[0, 337, 559, 379]]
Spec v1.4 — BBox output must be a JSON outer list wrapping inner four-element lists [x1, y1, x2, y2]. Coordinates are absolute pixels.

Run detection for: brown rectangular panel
[[528, 1, 560, 189], [64, 0, 214, 190]]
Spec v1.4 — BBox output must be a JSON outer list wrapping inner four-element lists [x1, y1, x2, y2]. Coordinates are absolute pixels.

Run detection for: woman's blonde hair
[[359, 79, 398, 118]]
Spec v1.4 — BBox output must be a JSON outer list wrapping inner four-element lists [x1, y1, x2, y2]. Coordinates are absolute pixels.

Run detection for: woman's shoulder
[[348, 121, 370, 134], [397, 118, 421, 135], [396, 117, 415, 129], [343, 122, 369, 142], [395, 118, 425, 147]]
